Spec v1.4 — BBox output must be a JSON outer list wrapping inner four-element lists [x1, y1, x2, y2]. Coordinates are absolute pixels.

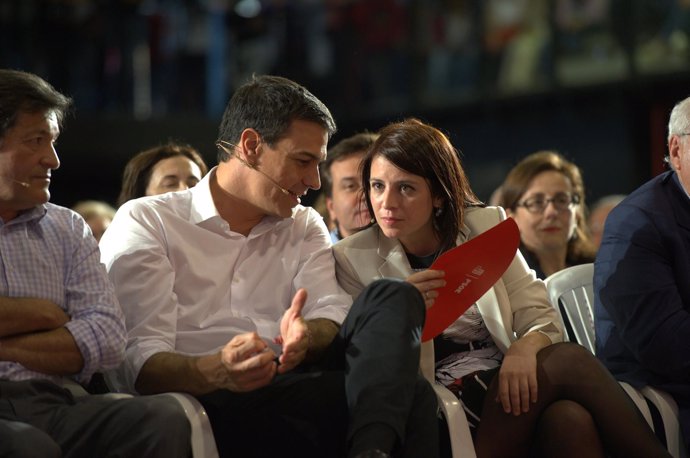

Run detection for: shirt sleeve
[[99, 202, 179, 392], [63, 212, 126, 383], [293, 209, 352, 325]]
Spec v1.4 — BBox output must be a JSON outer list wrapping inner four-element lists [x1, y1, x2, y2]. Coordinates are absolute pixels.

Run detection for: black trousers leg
[[198, 371, 348, 458], [327, 279, 438, 457]]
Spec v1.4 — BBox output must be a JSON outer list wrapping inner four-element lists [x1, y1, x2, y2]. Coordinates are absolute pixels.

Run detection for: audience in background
[[488, 184, 503, 206], [117, 142, 208, 206], [0, 68, 191, 458], [72, 199, 116, 242], [588, 194, 626, 249], [320, 132, 378, 243], [595, 95, 690, 453], [499, 150, 596, 279], [333, 118, 669, 458], [100, 75, 438, 458], [311, 191, 333, 233]]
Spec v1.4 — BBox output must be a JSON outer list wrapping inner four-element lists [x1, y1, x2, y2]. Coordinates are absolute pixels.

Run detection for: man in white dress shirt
[[100, 75, 437, 458]]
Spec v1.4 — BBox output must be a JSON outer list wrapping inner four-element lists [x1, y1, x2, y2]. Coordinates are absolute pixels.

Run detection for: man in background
[[587, 194, 625, 249], [320, 132, 377, 242]]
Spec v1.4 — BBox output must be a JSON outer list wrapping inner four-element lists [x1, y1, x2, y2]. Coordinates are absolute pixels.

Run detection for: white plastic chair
[[421, 341, 476, 458], [544, 263, 596, 351], [98, 374, 219, 458], [157, 392, 218, 458], [545, 263, 687, 458]]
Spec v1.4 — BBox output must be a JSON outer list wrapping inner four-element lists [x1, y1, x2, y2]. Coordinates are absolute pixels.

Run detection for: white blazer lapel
[[376, 230, 413, 279]]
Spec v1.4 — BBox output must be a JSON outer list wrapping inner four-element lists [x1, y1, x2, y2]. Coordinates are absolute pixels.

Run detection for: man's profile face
[[0, 110, 60, 221], [326, 152, 369, 238], [250, 119, 328, 218]]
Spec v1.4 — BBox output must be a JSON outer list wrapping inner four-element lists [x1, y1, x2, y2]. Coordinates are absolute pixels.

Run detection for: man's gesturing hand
[[275, 288, 310, 374]]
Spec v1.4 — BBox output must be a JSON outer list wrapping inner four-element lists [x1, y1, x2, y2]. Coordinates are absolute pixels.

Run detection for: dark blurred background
[[3, 0, 690, 208]]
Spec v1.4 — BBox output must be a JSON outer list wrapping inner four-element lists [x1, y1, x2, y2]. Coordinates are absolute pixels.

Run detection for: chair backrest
[[544, 263, 595, 353]]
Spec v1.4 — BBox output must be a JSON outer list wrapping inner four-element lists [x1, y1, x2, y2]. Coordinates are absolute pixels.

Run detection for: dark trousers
[[198, 279, 439, 458], [0, 379, 191, 458]]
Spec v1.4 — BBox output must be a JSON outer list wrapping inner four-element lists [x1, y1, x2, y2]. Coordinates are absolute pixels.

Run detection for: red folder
[[421, 217, 520, 341]]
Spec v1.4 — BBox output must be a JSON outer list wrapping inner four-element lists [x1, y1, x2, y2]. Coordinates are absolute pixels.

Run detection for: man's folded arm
[[0, 296, 69, 337], [0, 326, 83, 375]]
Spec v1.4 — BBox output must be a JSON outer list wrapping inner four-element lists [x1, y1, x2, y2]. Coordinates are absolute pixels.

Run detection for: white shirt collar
[[189, 166, 296, 233]]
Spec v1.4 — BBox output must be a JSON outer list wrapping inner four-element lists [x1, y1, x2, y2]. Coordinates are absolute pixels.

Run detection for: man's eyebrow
[[292, 150, 325, 161], [22, 127, 57, 138]]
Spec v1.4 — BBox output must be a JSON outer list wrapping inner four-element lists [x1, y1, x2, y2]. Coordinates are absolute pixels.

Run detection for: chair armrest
[[433, 383, 477, 458], [155, 392, 219, 458], [641, 387, 687, 458], [619, 382, 654, 428]]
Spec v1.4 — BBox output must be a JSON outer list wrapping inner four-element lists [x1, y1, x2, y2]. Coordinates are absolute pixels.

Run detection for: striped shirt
[[0, 203, 126, 383]]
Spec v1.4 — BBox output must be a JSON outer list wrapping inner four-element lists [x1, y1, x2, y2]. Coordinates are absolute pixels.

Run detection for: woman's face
[[145, 155, 203, 197], [508, 170, 577, 257], [369, 155, 440, 255]]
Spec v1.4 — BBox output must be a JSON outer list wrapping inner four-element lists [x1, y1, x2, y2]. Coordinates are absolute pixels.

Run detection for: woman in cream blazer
[[334, 205, 561, 354], [330, 118, 670, 458]]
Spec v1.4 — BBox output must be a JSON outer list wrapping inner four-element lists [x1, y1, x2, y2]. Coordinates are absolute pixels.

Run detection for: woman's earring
[[435, 207, 443, 217]]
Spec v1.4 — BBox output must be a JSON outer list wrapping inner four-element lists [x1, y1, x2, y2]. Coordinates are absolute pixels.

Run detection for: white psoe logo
[[454, 265, 485, 294]]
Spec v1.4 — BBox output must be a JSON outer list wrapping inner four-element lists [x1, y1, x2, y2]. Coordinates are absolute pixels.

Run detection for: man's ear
[[326, 197, 337, 222], [669, 135, 682, 171], [239, 128, 261, 159]]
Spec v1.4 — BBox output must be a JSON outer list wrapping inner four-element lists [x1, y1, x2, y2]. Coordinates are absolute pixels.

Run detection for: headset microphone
[[14, 180, 30, 188], [216, 140, 301, 199], [235, 154, 293, 196]]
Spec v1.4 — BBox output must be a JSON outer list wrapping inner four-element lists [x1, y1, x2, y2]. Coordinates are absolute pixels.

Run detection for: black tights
[[474, 342, 670, 458]]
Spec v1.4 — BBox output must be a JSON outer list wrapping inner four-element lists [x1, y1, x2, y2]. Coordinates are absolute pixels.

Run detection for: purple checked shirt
[[0, 203, 126, 383]]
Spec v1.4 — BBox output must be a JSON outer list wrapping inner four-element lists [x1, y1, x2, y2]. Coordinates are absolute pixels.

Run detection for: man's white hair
[[666, 96, 690, 169], [668, 97, 690, 141]]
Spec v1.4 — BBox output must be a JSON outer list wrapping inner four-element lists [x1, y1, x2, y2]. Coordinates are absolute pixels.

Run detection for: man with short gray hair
[[595, 95, 690, 453]]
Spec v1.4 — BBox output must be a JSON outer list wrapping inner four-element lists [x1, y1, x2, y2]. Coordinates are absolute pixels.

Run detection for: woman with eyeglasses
[[333, 119, 669, 457], [499, 151, 596, 279]]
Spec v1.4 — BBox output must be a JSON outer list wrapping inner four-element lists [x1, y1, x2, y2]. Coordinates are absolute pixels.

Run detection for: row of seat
[[69, 262, 683, 458]]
